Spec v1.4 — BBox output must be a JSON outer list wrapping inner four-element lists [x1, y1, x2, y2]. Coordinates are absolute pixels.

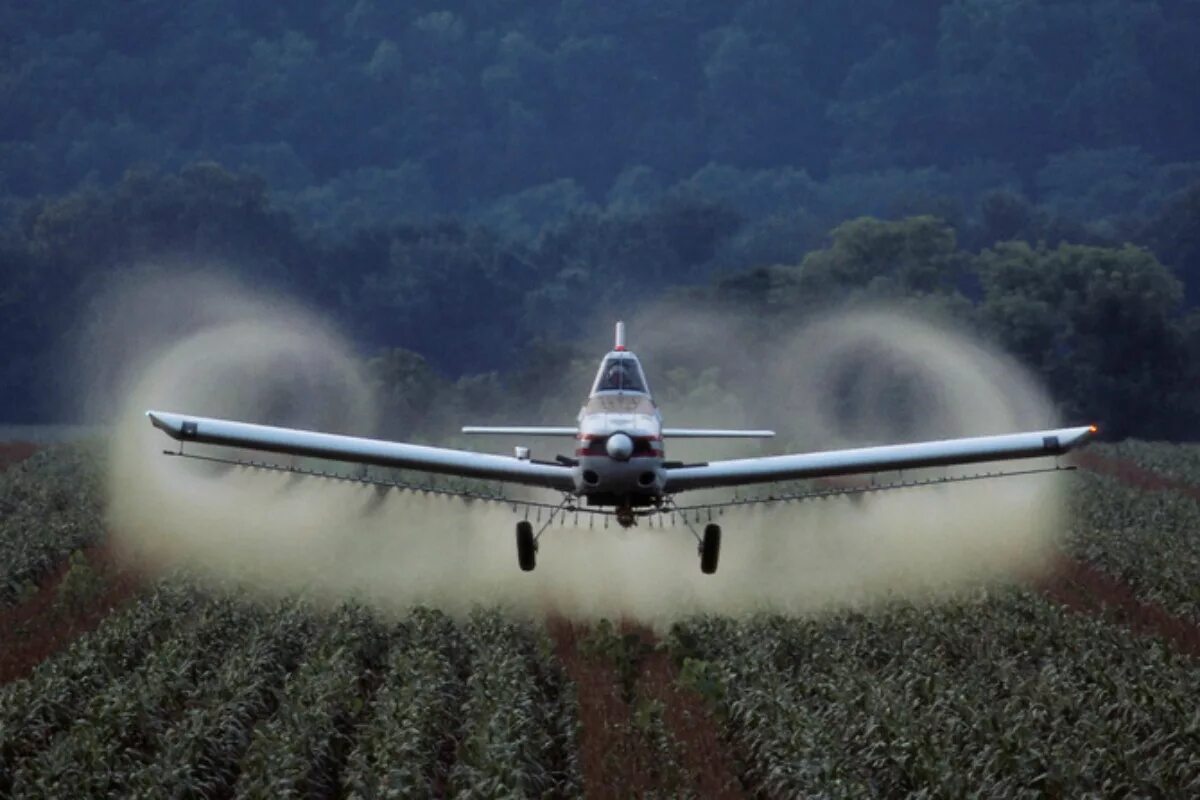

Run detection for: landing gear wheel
[[516, 521, 537, 572], [700, 523, 721, 575]]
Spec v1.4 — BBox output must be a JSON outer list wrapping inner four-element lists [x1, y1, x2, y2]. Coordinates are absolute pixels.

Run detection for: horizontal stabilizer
[[662, 429, 776, 438], [461, 426, 577, 436]]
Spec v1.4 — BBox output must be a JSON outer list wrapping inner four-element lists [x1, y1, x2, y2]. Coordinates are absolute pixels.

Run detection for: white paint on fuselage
[[572, 351, 667, 504]]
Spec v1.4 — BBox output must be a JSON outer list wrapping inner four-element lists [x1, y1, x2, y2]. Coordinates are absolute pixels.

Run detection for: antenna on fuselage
[[614, 320, 626, 351]]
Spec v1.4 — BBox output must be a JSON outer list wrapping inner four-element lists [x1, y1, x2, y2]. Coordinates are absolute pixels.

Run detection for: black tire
[[700, 523, 721, 575], [516, 521, 537, 572]]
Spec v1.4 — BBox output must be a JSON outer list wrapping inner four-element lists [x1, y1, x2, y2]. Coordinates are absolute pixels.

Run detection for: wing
[[663, 428, 775, 438], [461, 426, 577, 436], [664, 425, 1095, 493], [147, 411, 576, 492]]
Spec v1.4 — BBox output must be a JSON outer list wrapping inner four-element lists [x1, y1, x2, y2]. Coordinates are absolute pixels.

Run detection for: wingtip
[[145, 410, 178, 436]]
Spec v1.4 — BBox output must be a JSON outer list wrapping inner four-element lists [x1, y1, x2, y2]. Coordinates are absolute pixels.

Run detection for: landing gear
[[516, 521, 537, 572], [700, 523, 721, 574]]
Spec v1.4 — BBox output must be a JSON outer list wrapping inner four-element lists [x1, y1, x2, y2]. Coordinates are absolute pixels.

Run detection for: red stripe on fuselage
[[575, 433, 663, 459], [576, 433, 662, 441]]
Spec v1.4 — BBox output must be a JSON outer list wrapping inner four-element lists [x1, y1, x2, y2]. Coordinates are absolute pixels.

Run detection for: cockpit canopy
[[591, 354, 649, 395]]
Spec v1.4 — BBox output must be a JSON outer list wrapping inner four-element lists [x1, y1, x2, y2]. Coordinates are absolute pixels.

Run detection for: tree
[[529, 197, 741, 338], [354, 221, 537, 373], [975, 241, 1191, 436], [791, 216, 964, 303], [366, 347, 453, 439], [1140, 181, 1200, 305]]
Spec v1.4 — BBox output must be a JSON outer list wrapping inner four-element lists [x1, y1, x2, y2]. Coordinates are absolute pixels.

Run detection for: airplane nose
[[605, 433, 634, 461]]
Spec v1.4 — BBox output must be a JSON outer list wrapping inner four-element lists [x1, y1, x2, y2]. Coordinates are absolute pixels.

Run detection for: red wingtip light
[[1088, 424, 1098, 434]]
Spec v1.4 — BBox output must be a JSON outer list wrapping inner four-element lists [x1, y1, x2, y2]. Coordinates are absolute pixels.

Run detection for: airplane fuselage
[[570, 348, 667, 520], [574, 392, 666, 508]]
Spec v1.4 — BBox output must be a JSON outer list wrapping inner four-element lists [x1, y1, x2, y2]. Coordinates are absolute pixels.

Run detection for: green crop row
[[668, 589, 1200, 797], [5, 444, 1200, 797], [0, 445, 104, 605], [1097, 441, 1200, 485], [1068, 471, 1200, 623], [9, 592, 266, 796], [1, 578, 582, 797], [0, 581, 198, 792], [233, 602, 394, 797], [449, 611, 583, 798], [121, 602, 315, 797], [343, 607, 467, 798]]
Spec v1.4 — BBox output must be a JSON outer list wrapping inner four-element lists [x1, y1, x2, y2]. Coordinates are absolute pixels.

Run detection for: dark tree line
[[0, 1, 1198, 236], [1, 164, 1196, 440], [2, 2, 1199, 438]]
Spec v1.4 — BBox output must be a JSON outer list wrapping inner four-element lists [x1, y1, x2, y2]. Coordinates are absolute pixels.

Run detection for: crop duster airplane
[[147, 322, 1096, 574]]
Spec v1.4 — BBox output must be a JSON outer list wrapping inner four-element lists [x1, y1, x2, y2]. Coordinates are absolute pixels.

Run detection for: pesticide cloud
[[100, 275, 1067, 624]]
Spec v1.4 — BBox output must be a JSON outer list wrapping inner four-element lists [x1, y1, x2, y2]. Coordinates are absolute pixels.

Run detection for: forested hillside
[[3, 1, 1198, 225], [1, 1, 1198, 437]]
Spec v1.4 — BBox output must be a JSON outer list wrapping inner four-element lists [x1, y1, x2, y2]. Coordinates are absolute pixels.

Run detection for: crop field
[[2, 441, 1200, 797]]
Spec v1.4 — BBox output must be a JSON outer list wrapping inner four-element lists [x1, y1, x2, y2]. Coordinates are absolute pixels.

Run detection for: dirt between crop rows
[[0, 440, 147, 685], [0, 543, 144, 684], [0, 441, 40, 472], [1041, 449, 1200, 656], [1071, 450, 1200, 502], [631, 628, 745, 799], [546, 618, 745, 800], [1039, 555, 1200, 657]]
